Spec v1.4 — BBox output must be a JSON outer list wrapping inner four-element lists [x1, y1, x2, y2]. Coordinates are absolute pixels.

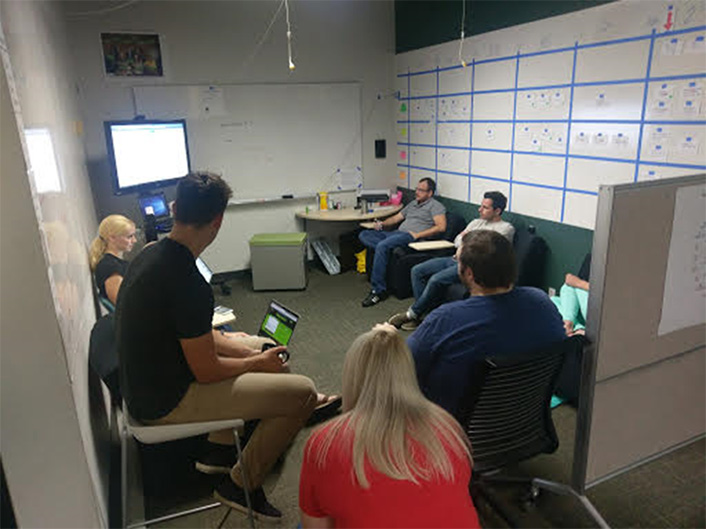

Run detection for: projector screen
[[104, 119, 190, 194]]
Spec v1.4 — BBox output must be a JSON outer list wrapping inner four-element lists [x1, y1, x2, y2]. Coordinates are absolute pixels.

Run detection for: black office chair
[[387, 211, 467, 299], [443, 225, 549, 303], [458, 336, 587, 527]]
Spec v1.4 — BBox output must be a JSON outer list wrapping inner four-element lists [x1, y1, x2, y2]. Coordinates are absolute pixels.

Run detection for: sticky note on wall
[[400, 151, 407, 160], [399, 170, 407, 180]]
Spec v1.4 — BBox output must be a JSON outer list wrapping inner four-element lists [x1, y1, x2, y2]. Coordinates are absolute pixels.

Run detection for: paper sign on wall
[[657, 83, 674, 99], [647, 142, 668, 160], [651, 127, 670, 142], [661, 37, 684, 56], [652, 98, 672, 114], [682, 99, 700, 115], [593, 132, 608, 145], [199, 86, 226, 118], [658, 183, 706, 335], [685, 35, 705, 54], [682, 81, 703, 99], [552, 91, 565, 107], [678, 135, 700, 155], [612, 132, 629, 146]]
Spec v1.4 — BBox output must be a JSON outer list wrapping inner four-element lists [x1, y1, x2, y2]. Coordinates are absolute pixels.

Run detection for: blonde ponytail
[[89, 235, 108, 270]]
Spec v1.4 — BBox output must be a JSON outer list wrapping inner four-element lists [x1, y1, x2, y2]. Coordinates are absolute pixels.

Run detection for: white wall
[[1, 1, 106, 526], [63, 0, 397, 272]]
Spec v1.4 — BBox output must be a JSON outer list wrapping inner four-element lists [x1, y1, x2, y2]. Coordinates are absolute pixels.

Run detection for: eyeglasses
[[415, 187, 430, 193]]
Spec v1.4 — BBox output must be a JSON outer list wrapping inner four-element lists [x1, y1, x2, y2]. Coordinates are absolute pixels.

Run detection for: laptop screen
[[195, 257, 213, 284], [258, 300, 299, 346], [138, 193, 169, 218]]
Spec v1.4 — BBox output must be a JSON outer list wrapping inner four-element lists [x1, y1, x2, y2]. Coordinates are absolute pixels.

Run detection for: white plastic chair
[[119, 402, 254, 528]]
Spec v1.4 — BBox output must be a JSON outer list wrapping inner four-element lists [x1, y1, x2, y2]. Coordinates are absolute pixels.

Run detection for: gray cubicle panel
[[573, 174, 706, 492]]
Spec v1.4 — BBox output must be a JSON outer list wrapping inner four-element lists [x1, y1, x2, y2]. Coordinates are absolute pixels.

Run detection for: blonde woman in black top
[[89, 214, 137, 305]]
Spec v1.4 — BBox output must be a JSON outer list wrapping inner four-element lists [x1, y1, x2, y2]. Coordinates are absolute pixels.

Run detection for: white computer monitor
[[104, 119, 190, 194]]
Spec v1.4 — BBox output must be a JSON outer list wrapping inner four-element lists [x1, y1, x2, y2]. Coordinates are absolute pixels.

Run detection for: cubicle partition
[[573, 174, 706, 493]]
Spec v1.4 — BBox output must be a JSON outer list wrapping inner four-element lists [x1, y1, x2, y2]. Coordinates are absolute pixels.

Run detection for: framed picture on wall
[[101, 33, 163, 77]]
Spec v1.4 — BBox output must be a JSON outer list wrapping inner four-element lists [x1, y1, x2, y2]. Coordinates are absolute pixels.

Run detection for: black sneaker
[[214, 479, 282, 521], [195, 442, 237, 475], [362, 290, 387, 307]]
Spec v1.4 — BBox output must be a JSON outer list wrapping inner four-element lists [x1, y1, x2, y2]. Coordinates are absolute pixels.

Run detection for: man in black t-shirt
[[116, 172, 319, 520]]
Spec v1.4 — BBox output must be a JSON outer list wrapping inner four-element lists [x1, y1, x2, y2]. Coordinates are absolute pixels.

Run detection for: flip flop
[[306, 395, 342, 426]]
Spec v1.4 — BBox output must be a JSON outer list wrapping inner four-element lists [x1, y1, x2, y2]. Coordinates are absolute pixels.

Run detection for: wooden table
[[295, 205, 402, 273], [295, 205, 401, 222]]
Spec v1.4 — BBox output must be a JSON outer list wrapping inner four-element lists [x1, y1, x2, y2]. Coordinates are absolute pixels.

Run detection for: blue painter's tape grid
[[508, 52, 521, 210], [468, 59, 475, 202], [395, 23, 706, 224], [396, 25, 706, 79], [407, 70, 411, 188], [561, 42, 579, 223], [435, 67, 440, 186], [634, 29, 657, 183]]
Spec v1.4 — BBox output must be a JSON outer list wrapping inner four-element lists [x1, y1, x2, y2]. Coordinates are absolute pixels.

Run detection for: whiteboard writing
[[658, 182, 706, 335]]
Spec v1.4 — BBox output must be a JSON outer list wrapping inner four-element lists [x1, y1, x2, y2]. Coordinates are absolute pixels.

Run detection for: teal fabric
[[551, 395, 565, 409], [551, 284, 589, 331]]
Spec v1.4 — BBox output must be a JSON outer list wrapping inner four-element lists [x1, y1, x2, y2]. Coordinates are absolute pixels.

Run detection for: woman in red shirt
[[299, 323, 480, 528]]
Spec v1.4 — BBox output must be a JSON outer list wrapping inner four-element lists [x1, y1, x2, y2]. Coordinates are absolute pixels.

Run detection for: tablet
[[257, 300, 299, 346]]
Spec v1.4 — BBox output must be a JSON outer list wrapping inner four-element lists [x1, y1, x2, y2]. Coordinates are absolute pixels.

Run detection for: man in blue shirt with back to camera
[[407, 229, 565, 418], [359, 177, 446, 307]]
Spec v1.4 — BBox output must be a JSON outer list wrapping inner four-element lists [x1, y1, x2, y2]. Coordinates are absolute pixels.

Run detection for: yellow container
[[318, 192, 328, 211]]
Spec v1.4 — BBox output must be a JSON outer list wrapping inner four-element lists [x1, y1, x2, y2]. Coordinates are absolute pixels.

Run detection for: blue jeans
[[358, 230, 414, 293], [410, 256, 459, 317]]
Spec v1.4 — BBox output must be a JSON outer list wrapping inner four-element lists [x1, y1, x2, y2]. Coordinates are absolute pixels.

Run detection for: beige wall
[[62, 0, 397, 272], [1, 1, 105, 526]]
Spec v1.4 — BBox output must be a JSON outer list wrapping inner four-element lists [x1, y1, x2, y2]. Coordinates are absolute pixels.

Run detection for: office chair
[[387, 211, 467, 299], [99, 296, 116, 314], [458, 336, 596, 527], [120, 403, 254, 529]]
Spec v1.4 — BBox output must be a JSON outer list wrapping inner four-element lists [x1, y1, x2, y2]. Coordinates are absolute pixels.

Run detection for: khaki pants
[[151, 335, 318, 489]]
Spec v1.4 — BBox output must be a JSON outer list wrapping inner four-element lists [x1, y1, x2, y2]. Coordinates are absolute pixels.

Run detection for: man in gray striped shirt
[[359, 177, 447, 307]]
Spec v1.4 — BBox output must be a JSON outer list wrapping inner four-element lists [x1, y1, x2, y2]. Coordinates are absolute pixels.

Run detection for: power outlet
[[548, 287, 556, 297]]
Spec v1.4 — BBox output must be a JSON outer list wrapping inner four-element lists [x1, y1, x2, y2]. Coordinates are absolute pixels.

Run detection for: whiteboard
[[134, 83, 362, 199], [395, 0, 706, 229]]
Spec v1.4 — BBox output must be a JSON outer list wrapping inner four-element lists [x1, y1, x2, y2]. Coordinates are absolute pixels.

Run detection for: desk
[[295, 205, 401, 222], [295, 206, 402, 272]]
